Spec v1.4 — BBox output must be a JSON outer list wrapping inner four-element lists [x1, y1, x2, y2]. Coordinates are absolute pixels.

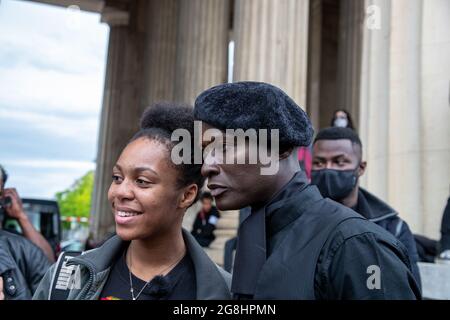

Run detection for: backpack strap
[[49, 251, 82, 300]]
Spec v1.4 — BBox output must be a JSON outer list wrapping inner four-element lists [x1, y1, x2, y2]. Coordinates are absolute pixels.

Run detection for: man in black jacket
[[310, 127, 421, 286], [0, 165, 52, 299], [194, 81, 421, 299]]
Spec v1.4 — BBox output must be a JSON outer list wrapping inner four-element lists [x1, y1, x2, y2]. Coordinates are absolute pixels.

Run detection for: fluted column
[[233, 0, 309, 107], [142, 0, 230, 105], [92, 0, 230, 240], [91, 1, 146, 239], [359, 0, 391, 201], [420, 0, 450, 237], [306, 0, 322, 130], [388, 0, 423, 231], [360, 0, 450, 238], [175, 0, 230, 103], [337, 0, 364, 128]]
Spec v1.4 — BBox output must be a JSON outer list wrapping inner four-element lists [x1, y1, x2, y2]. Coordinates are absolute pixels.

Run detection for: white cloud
[[0, 0, 109, 199], [0, 64, 104, 117], [5, 166, 96, 199], [0, 108, 99, 142]]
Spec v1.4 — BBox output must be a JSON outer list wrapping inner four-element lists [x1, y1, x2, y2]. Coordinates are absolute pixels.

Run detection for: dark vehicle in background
[[2, 198, 62, 256]]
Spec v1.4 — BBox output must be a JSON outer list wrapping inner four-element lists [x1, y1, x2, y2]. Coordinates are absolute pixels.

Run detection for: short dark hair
[[314, 127, 363, 159], [0, 165, 7, 186], [131, 102, 205, 203], [200, 192, 213, 201]]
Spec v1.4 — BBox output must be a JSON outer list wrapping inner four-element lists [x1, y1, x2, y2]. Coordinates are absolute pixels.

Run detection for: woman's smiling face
[[108, 137, 186, 241]]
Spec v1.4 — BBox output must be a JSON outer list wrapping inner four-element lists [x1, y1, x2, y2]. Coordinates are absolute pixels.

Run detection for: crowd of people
[[1, 81, 449, 300]]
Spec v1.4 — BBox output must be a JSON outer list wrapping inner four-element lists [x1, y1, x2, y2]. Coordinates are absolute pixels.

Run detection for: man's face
[[200, 123, 278, 211], [312, 139, 364, 174]]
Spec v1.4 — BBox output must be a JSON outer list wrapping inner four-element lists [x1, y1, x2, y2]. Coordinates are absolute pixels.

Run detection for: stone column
[[420, 0, 450, 237], [233, 0, 310, 107], [306, 0, 322, 130], [91, 0, 230, 240], [174, 0, 231, 239], [388, 0, 423, 232], [336, 0, 365, 128], [358, 0, 391, 200], [175, 0, 230, 103], [360, 0, 450, 238], [141, 0, 230, 105], [91, 1, 145, 239]]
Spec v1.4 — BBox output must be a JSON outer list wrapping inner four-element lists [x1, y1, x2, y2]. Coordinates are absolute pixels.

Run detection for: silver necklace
[[127, 248, 185, 301]]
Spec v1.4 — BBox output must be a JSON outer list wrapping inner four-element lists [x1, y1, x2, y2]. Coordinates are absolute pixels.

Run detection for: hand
[[0, 277, 4, 300], [3, 188, 27, 221]]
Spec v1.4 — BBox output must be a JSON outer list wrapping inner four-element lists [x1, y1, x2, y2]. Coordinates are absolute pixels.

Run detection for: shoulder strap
[[49, 251, 82, 300]]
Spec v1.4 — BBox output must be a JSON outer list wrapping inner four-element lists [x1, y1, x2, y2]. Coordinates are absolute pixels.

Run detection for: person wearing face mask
[[311, 127, 421, 287], [331, 110, 355, 130]]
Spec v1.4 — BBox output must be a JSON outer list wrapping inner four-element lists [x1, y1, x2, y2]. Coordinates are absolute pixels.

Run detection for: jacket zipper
[[66, 258, 95, 300]]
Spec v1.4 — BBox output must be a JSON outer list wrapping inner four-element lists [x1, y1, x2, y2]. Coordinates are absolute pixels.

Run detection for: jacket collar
[[183, 229, 231, 299], [355, 188, 398, 222], [70, 229, 231, 299], [231, 171, 322, 297], [266, 171, 322, 238]]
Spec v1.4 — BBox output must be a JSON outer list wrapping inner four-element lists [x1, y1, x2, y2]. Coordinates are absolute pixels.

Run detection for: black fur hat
[[194, 81, 314, 147]]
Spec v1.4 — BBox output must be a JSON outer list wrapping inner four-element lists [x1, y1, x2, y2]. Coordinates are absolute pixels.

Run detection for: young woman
[[33, 103, 231, 300]]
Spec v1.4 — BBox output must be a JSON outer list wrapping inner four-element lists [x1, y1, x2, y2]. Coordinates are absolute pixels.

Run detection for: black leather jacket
[[0, 229, 51, 299]]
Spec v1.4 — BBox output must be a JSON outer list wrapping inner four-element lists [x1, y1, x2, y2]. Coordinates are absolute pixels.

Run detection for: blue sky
[[0, 0, 109, 198]]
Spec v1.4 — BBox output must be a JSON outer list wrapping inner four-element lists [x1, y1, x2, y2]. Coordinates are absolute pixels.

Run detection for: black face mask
[[311, 168, 359, 201]]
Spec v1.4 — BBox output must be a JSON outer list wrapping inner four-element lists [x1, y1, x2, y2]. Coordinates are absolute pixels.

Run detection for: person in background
[[0, 165, 54, 262], [0, 164, 52, 300], [331, 109, 355, 130], [191, 192, 220, 247], [438, 196, 450, 262], [311, 127, 421, 286]]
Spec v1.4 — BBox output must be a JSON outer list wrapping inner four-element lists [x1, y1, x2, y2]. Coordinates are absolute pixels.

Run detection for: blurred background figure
[[0, 164, 54, 261], [331, 110, 355, 130], [0, 164, 52, 300], [191, 192, 220, 248], [414, 196, 450, 264], [438, 196, 450, 262]]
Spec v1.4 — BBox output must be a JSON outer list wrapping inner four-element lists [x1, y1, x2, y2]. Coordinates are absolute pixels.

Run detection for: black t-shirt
[[100, 250, 196, 300]]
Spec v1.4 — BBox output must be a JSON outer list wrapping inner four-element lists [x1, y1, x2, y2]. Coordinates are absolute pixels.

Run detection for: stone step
[[419, 262, 450, 299], [214, 228, 238, 238]]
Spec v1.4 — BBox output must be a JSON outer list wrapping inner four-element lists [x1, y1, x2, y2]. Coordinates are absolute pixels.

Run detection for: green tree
[[56, 170, 94, 219]]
